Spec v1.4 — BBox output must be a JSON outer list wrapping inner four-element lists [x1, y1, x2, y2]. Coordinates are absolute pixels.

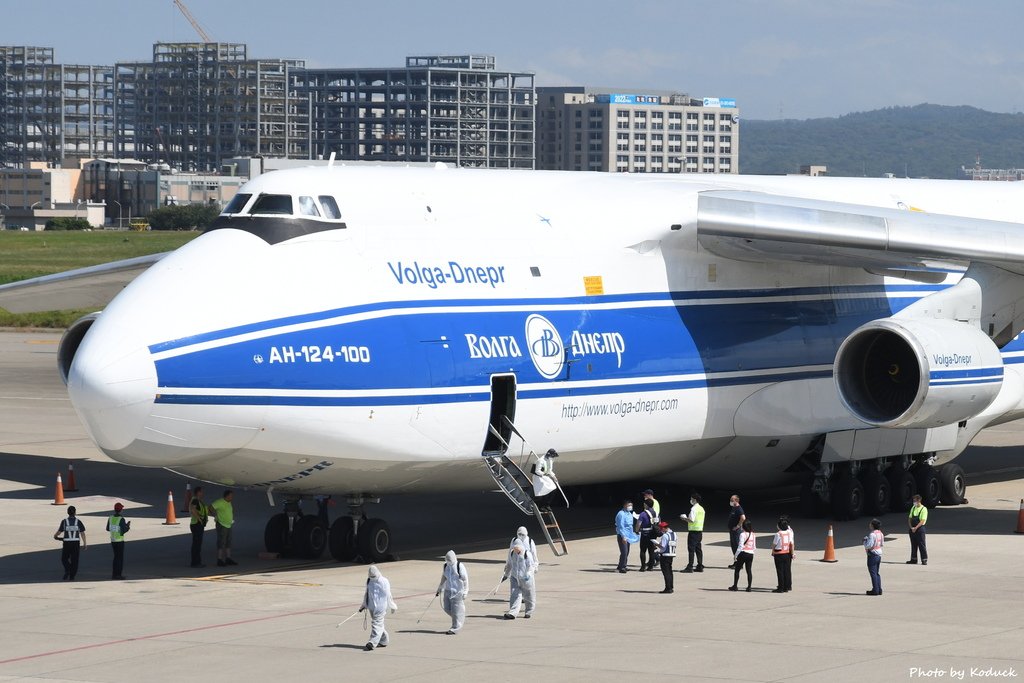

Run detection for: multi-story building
[[0, 46, 115, 168], [297, 55, 535, 168], [536, 87, 739, 174], [114, 42, 310, 172]]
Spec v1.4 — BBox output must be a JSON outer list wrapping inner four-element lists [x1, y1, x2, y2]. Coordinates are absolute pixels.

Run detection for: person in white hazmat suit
[[360, 565, 397, 651], [509, 526, 539, 572], [502, 538, 537, 619], [436, 550, 469, 635]]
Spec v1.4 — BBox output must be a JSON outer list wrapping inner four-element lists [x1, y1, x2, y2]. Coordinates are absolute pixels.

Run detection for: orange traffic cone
[[820, 524, 838, 562], [1015, 499, 1024, 534], [51, 473, 65, 505], [162, 491, 180, 525], [180, 482, 192, 513], [65, 463, 79, 492]]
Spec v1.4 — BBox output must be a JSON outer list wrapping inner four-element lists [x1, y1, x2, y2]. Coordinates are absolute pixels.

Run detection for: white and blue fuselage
[[65, 166, 1024, 495]]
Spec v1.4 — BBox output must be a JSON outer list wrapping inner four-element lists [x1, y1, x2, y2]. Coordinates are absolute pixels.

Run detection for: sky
[[4, 0, 1024, 120]]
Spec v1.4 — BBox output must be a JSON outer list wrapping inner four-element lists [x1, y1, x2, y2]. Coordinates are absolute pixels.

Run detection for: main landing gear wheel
[[938, 463, 967, 505], [914, 465, 942, 508], [831, 476, 865, 521], [264, 513, 290, 555], [292, 515, 327, 559], [329, 517, 358, 562], [887, 468, 916, 512], [799, 480, 827, 518], [357, 518, 392, 563], [862, 471, 891, 516]]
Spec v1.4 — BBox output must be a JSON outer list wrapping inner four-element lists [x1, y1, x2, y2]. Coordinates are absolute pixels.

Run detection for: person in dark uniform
[[54, 505, 87, 580], [655, 521, 676, 593], [106, 502, 131, 580], [189, 486, 209, 568], [637, 499, 658, 571], [726, 494, 746, 569]]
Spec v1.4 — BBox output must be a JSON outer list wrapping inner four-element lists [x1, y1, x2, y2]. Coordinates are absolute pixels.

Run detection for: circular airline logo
[[525, 314, 564, 380]]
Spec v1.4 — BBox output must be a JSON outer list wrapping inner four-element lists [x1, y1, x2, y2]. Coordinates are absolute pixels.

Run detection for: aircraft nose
[[66, 319, 156, 453]]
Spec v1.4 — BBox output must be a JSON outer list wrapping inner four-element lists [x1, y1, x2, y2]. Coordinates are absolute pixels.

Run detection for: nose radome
[[67, 321, 157, 454]]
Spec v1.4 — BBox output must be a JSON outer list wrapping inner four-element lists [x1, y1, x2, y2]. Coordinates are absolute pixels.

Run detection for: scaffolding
[[114, 43, 309, 172], [0, 46, 114, 167], [297, 55, 535, 169]]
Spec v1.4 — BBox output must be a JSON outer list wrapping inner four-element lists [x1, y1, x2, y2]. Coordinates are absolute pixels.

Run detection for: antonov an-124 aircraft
[[3, 163, 1024, 562]]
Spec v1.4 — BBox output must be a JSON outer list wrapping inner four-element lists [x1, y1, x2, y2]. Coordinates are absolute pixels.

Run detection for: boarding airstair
[[482, 417, 569, 557]]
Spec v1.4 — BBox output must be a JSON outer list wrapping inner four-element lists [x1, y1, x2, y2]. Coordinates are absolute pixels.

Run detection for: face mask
[[730, 501, 737, 507], [690, 499, 695, 506], [626, 506, 633, 511]]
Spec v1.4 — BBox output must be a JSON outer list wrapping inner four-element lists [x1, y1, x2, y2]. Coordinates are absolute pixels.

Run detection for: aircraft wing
[[0, 253, 167, 313], [696, 191, 1024, 277]]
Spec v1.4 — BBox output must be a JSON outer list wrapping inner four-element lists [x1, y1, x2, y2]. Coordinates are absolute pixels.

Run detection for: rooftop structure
[[114, 43, 310, 172], [0, 46, 114, 168], [296, 55, 535, 168], [536, 86, 738, 174]]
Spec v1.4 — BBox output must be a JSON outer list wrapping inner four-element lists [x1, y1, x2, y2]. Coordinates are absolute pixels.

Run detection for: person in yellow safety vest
[[189, 486, 209, 568], [106, 502, 131, 580], [642, 488, 661, 518], [906, 494, 929, 566], [209, 489, 238, 567], [679, 491, 705, 573], [864, 518, 884, 596]]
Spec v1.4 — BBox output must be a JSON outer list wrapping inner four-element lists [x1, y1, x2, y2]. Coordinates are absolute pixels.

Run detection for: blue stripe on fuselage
[[152, 287, 903, 399]]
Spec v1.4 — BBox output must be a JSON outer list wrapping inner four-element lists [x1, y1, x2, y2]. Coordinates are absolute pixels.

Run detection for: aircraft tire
[[329, 517, 358, 562], [831, 476, 865, 521], [862, 470, 891, 516], [938, 463, 967, 505], [357, 518, 392, 563], [292, 515, 328, 559], [798, 480, 826, 518], [264, 513, 290, 555], [886, 468, 916, 512], [914, 465, 942, 508]]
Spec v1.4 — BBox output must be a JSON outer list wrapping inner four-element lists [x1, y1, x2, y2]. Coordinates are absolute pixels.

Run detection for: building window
[[687, 112, 699, 120]]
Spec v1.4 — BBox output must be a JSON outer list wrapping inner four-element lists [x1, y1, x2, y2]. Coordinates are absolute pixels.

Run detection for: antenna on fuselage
[[328, 152, 336, 168]]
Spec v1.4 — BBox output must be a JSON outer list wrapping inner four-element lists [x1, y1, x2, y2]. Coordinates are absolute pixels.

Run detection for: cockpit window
[[223, 193, 251, 214], [319, 195, 342, 220], [298, 196, 321, 217], [248, 194, 293, 215]]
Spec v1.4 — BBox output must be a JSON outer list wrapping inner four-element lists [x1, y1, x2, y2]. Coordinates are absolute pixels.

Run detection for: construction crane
[[173, 0, 213, 42]]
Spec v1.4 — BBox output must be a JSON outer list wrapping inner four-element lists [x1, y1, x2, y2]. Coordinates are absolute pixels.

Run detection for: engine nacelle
[[58, 312, 100, 385], [834, 317, 1002, 428]]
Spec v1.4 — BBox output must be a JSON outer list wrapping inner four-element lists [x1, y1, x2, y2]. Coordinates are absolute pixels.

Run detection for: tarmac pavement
[[1, 330, 1022, 682]]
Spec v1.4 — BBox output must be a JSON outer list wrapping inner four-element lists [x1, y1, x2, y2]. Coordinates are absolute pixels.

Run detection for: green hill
[[739, 104, 1024, 179]]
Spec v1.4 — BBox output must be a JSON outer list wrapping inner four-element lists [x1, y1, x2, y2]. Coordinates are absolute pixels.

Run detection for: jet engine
[[58, 312, 100, 385], [834, 317, 1002, 429]]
